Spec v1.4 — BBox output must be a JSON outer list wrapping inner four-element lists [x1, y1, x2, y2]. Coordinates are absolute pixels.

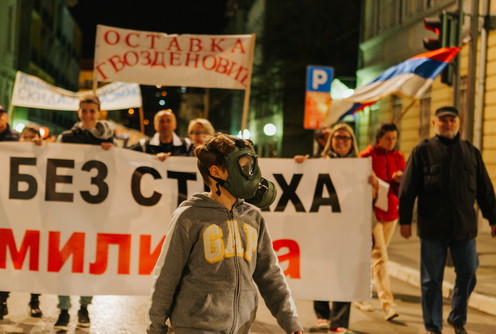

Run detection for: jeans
[[420, 238, 478, 331], [57, 296, 93, 310]]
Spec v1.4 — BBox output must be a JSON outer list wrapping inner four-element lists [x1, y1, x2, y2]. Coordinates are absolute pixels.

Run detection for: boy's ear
[[209, 165, 221, 178]]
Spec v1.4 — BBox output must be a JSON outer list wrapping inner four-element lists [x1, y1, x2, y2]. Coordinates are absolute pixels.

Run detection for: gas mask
[[209, 139, 277, 209]]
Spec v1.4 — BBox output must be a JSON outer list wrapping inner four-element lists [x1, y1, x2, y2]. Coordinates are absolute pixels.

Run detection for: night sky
[[69, 0, 229, 59]]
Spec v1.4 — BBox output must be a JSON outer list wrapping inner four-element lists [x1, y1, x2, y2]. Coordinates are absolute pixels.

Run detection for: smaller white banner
[[11, 71, 142, 111]]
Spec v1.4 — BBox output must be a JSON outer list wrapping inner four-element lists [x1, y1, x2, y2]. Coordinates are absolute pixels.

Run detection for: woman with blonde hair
[[187, 118, 215, 150]]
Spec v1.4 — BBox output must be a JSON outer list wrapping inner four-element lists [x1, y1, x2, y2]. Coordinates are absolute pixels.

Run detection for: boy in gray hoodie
[[147, 134, 303, 334]]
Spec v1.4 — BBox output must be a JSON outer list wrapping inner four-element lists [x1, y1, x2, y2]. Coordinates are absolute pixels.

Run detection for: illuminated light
[[143, 119, 150, 125], [161, 91, 167, 97], [159, 100, 165, 106], [235, 130, 251, 139], [155, 85, 162, 88], [242, 129, 251, 139], [15, 124, 25, 132], [128, 108, 135, 115], [180, 86, 187, 93], [342, 89, 355, 98], [263, 123, 277, 136]]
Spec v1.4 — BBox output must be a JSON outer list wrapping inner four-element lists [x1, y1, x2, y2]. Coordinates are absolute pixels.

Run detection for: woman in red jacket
[[360, 123, 405, 321]]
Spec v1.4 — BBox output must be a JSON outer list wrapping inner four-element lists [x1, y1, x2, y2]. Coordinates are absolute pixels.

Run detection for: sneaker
[[354, 301, 374, 312], [77, 306, 90, 327], [315, 318, 330, 329], [329, 328, 348, 333], [54, 310, 70, 330], [384, 307, 399, 321], [29, 298, 43, 318], [448, 318, 467, 334]]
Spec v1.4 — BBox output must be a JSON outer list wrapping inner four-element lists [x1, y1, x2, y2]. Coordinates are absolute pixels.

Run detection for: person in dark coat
[[0, 104, 19, 142], [399, 106, 496, 334]]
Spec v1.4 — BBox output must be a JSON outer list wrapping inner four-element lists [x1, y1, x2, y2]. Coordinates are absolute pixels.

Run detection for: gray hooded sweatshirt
[[147, 193, 302, 334]]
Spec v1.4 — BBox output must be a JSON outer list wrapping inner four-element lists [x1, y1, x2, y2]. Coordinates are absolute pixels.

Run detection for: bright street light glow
[[237, 129, 251, 139], [159, 100, 165, 106], [15, 123, 25, 132], [263, 123, 277, 136]]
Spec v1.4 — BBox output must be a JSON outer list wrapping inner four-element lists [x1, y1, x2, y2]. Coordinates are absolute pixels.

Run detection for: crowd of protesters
[[1, 97, 495, 334]]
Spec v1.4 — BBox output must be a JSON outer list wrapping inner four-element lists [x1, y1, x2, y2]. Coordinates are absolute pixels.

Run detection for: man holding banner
[[55, 93, 114, 330], [129, 109, 192, 160]]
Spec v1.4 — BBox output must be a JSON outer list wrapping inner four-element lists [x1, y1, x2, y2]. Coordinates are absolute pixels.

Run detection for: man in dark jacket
[[0, 105, 19, 142], [399, 106, 496, 334]]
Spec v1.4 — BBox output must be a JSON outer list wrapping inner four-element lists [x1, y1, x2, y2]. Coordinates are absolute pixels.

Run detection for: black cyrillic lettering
[[273, 174, 305, 212], [131, 167, 162, 206], [309, 174, 341, 212], [80, 160, 109, 204], [45, 159, 74, 202], [9, 157, 37, 200]]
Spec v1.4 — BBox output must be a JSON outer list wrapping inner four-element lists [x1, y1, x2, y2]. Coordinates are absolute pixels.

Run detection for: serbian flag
[[326, 47, 461, 125]]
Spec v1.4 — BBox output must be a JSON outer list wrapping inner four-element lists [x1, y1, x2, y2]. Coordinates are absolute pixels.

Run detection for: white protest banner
[[93, 25, 254, 90], [11, 71, 142, 110], [0, 143, 371, 301]]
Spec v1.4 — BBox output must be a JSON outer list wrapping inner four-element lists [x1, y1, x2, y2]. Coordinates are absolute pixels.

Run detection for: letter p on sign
[[306, 66, 333, 93]]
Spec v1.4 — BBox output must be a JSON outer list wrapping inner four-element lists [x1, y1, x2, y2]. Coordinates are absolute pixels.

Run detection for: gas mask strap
[[208, 173, 225, 196]]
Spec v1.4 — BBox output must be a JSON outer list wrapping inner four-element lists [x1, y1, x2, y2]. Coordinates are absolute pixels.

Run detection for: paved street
[[1, 276, 495, 334]]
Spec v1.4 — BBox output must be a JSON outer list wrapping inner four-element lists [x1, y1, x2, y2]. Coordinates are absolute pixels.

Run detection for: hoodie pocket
[[465, 163, 476, 193]]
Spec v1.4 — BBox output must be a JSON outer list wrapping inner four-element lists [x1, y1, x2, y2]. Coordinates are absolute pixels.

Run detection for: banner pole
[[393, 98, 416, 124], [139, 107, 145, 133], [92, 74, 98, 93], [240, 34, 256, 137]]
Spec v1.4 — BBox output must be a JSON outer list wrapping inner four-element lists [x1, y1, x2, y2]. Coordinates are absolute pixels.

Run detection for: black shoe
[[77, 306, 90, 327], [54, 310, 70, 330], [29, 297, 43, 318], [448, 318, 467, 334]]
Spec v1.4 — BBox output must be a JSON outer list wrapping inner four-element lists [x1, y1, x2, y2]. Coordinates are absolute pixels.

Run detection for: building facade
[[0, 0, 81, 134], [358, 0, 496, 185]]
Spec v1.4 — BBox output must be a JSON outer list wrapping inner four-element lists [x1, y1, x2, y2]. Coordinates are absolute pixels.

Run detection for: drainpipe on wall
[[465, 0, 479, 143], [474, 0, 490, 150]]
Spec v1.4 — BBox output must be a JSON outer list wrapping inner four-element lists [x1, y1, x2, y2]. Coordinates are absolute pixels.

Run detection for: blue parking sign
[[306, 66, 334, 92]]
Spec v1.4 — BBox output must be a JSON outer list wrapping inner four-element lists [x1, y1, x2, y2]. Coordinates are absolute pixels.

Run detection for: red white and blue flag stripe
[[326, 47, 461, 125]]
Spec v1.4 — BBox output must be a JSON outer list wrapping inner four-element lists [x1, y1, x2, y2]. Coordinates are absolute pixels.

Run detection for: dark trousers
[[313, 300, 351, 329], [420, 238, 478, 331]]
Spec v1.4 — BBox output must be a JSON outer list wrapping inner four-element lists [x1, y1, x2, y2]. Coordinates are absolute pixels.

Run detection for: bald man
[[129, 109, 192, 160]]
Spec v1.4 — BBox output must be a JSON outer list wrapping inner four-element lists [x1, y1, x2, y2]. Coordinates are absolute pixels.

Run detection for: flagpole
[[393, 98, 416, 124], [240, 34, 256, 137]]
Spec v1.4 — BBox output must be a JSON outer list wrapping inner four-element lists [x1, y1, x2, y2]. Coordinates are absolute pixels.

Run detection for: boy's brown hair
[[194, 133, 253, 185]]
